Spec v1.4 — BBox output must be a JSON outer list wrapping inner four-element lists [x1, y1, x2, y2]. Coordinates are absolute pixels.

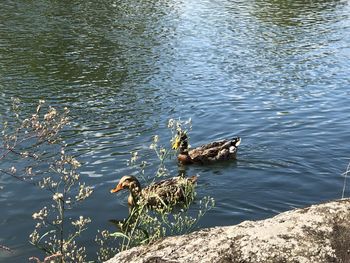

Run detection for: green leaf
[[109, 232, 130, 240]]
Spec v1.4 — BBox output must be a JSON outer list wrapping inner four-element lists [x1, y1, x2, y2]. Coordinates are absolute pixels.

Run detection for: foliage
[[0, 99, 92, 262], [1, 101, 214, 262], [113, 194, 214, 252], [168, 117, 193, 149], [97, 118, 215, 261]]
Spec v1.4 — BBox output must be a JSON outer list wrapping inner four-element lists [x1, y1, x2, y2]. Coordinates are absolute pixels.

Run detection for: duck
[[172, 131, 241, 165], [110, 175, 197, 209]]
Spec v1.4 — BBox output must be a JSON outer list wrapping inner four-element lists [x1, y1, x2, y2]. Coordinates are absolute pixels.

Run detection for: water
[[0, 0, 349, 261]]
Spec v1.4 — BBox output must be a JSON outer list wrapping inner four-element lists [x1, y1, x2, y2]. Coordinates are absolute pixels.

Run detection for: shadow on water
[[252, 0, 344, 26]]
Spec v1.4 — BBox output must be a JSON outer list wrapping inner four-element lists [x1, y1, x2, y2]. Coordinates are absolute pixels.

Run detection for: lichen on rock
[[106, 199, 350, 263]]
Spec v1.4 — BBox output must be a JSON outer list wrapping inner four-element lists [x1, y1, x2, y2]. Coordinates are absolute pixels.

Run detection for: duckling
[[172, 131, 241, 164], [110, 175, 197, 208]]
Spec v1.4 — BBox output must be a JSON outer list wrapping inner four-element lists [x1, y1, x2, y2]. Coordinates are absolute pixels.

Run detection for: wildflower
[[130, 151, 138, 163], [32, 212, 40, 219], [72, 216, 91, 228], [22, 118, 30, 127], [71, 158, 81, 169], [20, 151, 29, 158], [167, 118, 175, 128], [26, 167, 33, 175], [44, 107, 57, 121], [75, 184, 93, 201], [53, 192, 64, 201], [39, 177, 53, 188], [153, 135, 159, 143], [32, 207, 48, 220], [29, 229, 40, 244], [149, 143, 156, 150]]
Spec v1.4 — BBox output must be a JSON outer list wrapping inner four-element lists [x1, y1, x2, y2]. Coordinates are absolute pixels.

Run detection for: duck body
[[174, 132, 241, 165], [110, 175, 197, 208]]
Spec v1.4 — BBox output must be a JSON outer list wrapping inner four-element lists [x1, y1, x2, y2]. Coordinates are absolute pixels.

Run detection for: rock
[[106, 199, 350, 263]]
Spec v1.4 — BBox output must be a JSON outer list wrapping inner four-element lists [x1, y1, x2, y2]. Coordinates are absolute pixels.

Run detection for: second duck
[[172, 131, 241, 165]]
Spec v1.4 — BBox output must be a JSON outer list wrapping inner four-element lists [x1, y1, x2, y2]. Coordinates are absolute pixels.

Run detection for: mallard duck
[[110, 175, 197, 208], [172, 131, 241, 164]]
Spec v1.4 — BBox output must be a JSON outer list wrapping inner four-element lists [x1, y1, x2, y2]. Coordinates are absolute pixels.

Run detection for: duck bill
[[172, 141, 179, 150], [172, 136, 181, 150], [110, 184, 123, 193]]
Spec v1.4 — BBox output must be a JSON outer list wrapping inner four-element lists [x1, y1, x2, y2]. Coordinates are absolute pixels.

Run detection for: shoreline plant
[[1, 100, 214, 262], [0, 99, 92, 262], [97, 118, 214, 261]]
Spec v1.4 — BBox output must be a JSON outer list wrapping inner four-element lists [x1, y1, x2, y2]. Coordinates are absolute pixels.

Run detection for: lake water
[[0, 0, 349, 261]]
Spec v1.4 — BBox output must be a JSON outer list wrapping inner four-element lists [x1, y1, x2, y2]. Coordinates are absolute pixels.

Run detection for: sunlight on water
[[0, 0, 349, 261]]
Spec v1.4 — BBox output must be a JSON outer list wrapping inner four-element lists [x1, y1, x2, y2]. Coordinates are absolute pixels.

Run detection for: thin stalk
[[58, 197, 64, 263], [341, 162, 350, 199]]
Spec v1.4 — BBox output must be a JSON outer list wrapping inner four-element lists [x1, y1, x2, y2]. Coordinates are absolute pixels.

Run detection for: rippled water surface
[[1, 0, 350, 261]]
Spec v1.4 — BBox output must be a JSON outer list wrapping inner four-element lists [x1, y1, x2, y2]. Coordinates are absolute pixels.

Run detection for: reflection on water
[[1, 0, 350, 261], [253, 0, 344, 26]]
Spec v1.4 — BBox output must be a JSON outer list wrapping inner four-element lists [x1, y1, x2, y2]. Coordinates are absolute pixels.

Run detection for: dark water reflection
[[1, 0, 349, 261]]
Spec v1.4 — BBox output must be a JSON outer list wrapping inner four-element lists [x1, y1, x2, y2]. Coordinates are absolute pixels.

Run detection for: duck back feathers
[[180, 137, 241, 164]]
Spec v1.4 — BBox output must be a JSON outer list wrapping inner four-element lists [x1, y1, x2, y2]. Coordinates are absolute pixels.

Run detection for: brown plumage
[[173, 132, 241, 165], [110, 175, 197, 208]]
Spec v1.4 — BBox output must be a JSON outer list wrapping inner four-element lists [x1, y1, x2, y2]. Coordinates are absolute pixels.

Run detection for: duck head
[[234, 137, 241, 147], [172, 131, 189, 153], [231, 137, 241, 151], [110, 176, 143, 207], [110, 175, 142, 193]]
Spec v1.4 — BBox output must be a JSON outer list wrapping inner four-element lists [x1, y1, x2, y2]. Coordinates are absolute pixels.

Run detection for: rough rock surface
[[106, 199, 350, 263]]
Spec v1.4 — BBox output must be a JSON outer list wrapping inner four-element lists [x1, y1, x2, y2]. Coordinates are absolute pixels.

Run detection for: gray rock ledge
[[106, 199, 350, 263]]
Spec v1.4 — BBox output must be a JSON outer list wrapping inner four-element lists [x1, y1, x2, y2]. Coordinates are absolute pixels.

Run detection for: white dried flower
[[29, 229, 40, 244], [32, 212, 40, 219], [39, 177, 52, 188], [153, 135, 159, 143], [130, 151, 138, 163], [71, 158, 81, 169], [72, 216, 91, 228], [101, 230, 110, 238], [20, 151, 29, 158], [168, 118, 175, 128], [44, 107, 57, 121], [149, 143, 156, 150], [53, 192, 63, 201], [32, 207, 48, 220], [26, 167, 33, 175], [75, 184, 93, 201]]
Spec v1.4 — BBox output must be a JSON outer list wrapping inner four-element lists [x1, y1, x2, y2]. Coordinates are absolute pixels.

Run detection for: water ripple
[[1, 0, 350, 261]]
